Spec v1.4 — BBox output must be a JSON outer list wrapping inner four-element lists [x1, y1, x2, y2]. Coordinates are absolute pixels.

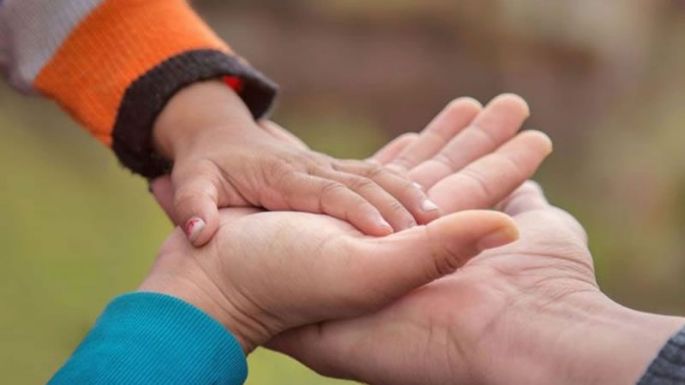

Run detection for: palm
[[269, 183, 600, 385], [150, 94, 558, 360]]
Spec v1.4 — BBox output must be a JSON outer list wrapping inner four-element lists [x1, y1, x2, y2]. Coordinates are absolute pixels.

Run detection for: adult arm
[[0, 0, 277, 178]]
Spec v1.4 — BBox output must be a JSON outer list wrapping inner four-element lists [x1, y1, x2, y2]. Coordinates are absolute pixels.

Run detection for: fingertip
[[362, 215, 395, 237], [522, 130, 553, 155], [429, 210, 516, 239], [477, 224, 519, 251], [489, 93, 530, 118], [183, 209, 221, 247], [446, 96, 483, 111], [184, 217, 206, 244]]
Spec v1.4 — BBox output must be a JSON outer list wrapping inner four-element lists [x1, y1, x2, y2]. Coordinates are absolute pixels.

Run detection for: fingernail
[[373, 214, 393, 233], [421, 199, 439, 212], [413, 182, 424, 190], [404, 218, 418, 230], [477, 227, 518, 251], [184, 217, 206, 242]]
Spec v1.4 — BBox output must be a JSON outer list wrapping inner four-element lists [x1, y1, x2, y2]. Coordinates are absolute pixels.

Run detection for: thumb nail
[[477, 226, 518, 251], [184, 217, 206, 243]]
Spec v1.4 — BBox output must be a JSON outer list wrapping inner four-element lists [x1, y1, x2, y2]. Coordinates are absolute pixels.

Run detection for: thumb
[[348, 210, 518, 304], [149, 176, 178, 223], [172, 167, 221, 247]]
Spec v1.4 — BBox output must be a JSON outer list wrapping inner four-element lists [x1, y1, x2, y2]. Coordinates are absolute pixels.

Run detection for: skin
[[142, 94, 554, 354], [153, 80, 441, 246], [269, 181, 685, 385]]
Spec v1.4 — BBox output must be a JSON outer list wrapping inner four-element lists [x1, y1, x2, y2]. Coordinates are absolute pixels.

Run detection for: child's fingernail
[[376, 216, 394, 233], [184, 217, 206, 242], [477, 227, 518, 251], [421, 199, 439, 212], [413, 182, 424, 190]]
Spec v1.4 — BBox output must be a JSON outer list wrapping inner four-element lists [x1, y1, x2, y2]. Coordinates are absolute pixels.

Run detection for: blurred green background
[[2, 1, 685, 384]]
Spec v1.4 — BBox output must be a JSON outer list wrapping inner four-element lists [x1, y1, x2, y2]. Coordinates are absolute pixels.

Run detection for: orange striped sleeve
[[33, 0, 277, 177]]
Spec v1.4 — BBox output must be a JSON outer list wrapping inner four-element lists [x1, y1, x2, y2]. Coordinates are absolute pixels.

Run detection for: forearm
[[0, 0, 277, 178], [48, 292, 247, 385]]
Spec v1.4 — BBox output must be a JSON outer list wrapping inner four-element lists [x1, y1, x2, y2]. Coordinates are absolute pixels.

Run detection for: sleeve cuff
[[637, 326, 685, 385], [111, 49, 278, 178], [48, 292, 247, 385]]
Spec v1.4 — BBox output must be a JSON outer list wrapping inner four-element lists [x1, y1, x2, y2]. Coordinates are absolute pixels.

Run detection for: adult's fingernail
[[184, 217, 206, 242], [421, 199, 439, 212], [477, 226, 518, 251]]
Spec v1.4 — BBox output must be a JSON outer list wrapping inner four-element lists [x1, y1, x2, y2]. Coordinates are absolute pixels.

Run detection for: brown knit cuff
[[111, 49, 278, 178]]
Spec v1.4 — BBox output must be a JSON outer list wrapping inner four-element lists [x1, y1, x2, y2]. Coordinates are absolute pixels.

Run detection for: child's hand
[[153, 80, 440, 246]]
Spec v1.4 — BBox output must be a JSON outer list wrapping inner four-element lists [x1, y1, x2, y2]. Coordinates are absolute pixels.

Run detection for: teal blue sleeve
[[48, 292, 248, 385]]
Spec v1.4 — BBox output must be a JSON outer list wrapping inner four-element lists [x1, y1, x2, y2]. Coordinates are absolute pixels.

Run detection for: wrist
[[496, 291, 685, 385], [152, 79, 255, 159], [567, 295, 685, 385], [138, 247, 270, 353]]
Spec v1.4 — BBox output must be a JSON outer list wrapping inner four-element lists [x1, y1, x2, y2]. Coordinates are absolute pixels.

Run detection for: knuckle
[[434, 153, 456, 170], [390, 157, 412, 171], [470, 122, 499, 147], [460, 168, 493, 198], [264, 160, 294, 187], [399, 179, 419, 195], [389, 199, 407, 213], [320, 181, 346, 196], [173, 190, 198, 210], [426, 230, 467, 277], [347, 176, 377, 192], [365, 164, 385, 177]]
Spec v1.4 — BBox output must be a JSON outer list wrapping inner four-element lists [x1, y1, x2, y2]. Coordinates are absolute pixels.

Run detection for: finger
[[332, 161, 441, 225], [353, 210, 518, 296], [149, 176, 178, 223], [268, 210, 519, 380], [410, 93, 530, 189], [388, 97, 482, 172], [259, 120, 309, 150], [498, 181, 588, 243], [429, 130, 553, 214], [496, 180, 549, 216], [276, 211, 517, 352], [171, 165, 221, 247], [316, 170, 419, 231], [281, 173, 394, 236], [368, 132, 419, 164]]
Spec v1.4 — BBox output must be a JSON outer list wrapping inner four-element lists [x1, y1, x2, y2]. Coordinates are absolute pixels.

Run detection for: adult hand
[[142, 94, 553, 354], [269, 182, 685, 385]]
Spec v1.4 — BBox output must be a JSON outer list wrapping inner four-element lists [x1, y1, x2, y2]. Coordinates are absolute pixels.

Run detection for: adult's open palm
[[269, 181, 598, 385]]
